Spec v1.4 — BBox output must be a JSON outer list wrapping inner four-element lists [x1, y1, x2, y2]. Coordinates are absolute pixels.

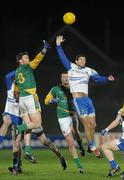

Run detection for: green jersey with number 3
[[15, 52, 44, 97]]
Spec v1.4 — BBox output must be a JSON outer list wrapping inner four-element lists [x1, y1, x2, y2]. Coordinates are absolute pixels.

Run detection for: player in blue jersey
[[0, 71, 23, 174], [56, 35, 115, 157], [101, 106, 124, 177]]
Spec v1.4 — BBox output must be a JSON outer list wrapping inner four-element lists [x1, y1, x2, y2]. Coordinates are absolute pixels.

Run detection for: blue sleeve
[[5, 70, 15, 90], [56, 45, 71, 70], [90, 74, 108, 83]]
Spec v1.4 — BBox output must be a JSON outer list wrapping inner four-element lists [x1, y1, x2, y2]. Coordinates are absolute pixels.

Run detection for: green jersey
[[45, 85, 76, 118], [15, 52, 44, 97], [15, 64, 36, 96]]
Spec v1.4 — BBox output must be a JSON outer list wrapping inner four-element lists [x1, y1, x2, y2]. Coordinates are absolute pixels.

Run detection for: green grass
[[0, 149, 123, 180]]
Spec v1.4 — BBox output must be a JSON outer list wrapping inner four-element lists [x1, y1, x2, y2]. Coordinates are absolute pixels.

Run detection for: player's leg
[[101, 139, 120, 176], [58, 117, 84, 173], [89, 116, 96, 141], [65, 132, 83, 173], [8, 125, 22, 175], [17, 112, 41, 131], [0, 115, 12, 144], [80, 116, 92, 146], [87, 100, 97, 151], [72, 115, 85, 156], [78, 97, 102, 158], [34, 126, 67, 170], [17, 94, 41, 132], [24, 130, 37, 163], [73, 97, 93, 150]]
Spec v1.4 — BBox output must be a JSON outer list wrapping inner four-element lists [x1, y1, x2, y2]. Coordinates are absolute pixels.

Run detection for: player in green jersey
[[45, 72, 84, 174], [14, 41, 67, 170], [15, 40, 50, 132]]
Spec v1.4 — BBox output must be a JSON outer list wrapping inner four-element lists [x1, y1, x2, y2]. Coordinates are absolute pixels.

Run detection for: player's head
[[75, 54, 86, 68], [60, 71, 69, 86], [16, 52, 30, 65]]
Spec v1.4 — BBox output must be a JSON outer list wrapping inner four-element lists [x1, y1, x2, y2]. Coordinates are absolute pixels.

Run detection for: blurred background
[[0, 1, 124, 140]]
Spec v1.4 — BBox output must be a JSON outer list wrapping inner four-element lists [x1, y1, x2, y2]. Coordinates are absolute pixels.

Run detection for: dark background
[[0, 1, 124, 135]]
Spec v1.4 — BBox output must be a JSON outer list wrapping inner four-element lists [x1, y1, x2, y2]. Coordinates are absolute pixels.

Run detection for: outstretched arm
[[56, 36, 71, 71], [29, 40, 50, 69], [91, 73, 108, 83], [5, 70, 15, 90], [90, 69, 115, 83]]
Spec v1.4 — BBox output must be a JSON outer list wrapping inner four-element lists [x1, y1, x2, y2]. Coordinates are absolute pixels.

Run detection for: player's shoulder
[[51, 85, 60, 91], [85, 66, 97, 75], [85, 66, 93, 73], [85, 66, 92, 70], [16, 64, 29, 71], [70, 63, 77, 68]]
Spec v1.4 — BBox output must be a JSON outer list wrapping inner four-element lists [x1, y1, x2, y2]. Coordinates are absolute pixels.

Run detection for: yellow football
[[63, 12, 76, 25]]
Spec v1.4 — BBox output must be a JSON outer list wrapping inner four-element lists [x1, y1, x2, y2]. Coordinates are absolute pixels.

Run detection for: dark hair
[[16, 51, 29, 62], [60, 71, 68, 78], [75, 54, 86, 61]]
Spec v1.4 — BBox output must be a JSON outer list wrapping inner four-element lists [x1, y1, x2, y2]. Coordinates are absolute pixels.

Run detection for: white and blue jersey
[[3, 71, 21, 125], [56, 45, 108, 116], [56, 45, 108, 94], [115, 109, 124, 152]]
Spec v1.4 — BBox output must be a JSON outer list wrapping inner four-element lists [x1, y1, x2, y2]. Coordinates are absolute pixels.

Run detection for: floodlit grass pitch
[[0, 149, 123, 180]]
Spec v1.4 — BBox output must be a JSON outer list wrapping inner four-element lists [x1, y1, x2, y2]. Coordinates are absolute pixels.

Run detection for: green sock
[[25, 145, 32, 155], [73, 157, 82, 169], [18, 123, 27, 132]]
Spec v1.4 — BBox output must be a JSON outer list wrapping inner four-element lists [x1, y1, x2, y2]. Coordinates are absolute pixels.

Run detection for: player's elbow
[[44, 98, 49, 105]]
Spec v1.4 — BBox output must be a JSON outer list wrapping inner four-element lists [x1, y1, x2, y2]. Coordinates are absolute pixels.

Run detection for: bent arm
[[5, 70, 15, 90], [45, 91, 54, 105], [29, 53, 45, 69], [56, 45, 71, 71], [106, 118, 120, 131]]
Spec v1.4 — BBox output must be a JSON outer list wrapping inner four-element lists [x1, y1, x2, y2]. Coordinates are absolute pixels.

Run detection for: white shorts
[[3, 101, 22, 125], [58, 116, 72, 136], [19, 94, 41, 117], [32, 126, 43, 134], [4, 101, 20, 117]]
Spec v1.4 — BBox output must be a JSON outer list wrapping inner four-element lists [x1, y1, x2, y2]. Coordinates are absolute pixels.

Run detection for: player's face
[[61, 73, 69, 86], [20, 55, 30, 64], [76, 56, 86, 68]]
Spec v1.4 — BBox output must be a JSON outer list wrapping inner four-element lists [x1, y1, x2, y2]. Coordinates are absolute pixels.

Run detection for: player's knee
[[85, 123, 91, 129], [13, 142, 20, 151], [3, 118, 12, 127], [101, 143, 107, 151], [67, 138, 75, 148], [91, 122, 96, 129]]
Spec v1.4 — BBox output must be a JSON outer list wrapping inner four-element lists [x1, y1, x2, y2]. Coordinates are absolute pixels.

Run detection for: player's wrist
[[105, 128, 109, 132], [41, 48, 46, 55], [56, 43, 61, 46]]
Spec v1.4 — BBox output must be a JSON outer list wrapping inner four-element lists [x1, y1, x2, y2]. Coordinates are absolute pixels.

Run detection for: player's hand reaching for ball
[[108, 75, 115, 81], [41, 40, 51, 55], [56, 36, 65, 46]]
